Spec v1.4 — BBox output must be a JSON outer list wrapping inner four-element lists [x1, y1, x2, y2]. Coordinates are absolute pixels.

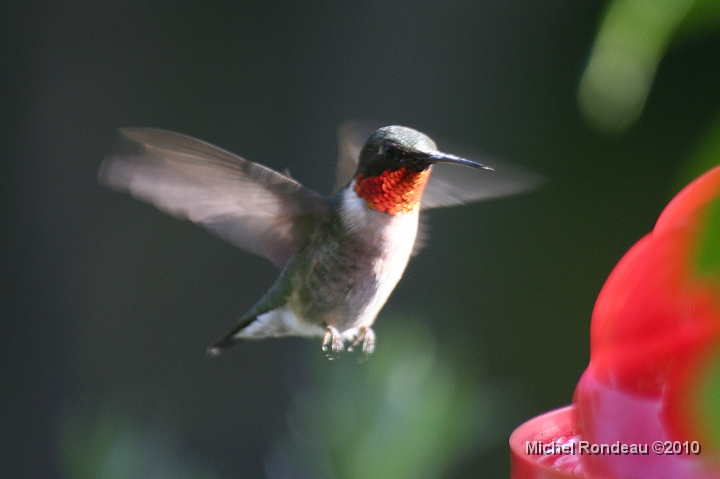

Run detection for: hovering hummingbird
[[100, 123, 537, 359]]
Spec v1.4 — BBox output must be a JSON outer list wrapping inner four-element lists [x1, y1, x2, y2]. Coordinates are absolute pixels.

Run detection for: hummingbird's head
[[353, 126, 490, 215]]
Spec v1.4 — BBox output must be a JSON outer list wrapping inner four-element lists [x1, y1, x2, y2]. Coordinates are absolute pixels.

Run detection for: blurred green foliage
[[696, 196, 720, 277], [677, 0, 720, 40], [268, 317, 510, 479], [699, 354, 720, 449], [57, 401, 219, 479], [578, 0, 720, 136], [676, 117, 720, 191]]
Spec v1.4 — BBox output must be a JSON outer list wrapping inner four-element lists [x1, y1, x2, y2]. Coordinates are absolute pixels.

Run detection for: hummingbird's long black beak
[[415, 151, 494, 171]]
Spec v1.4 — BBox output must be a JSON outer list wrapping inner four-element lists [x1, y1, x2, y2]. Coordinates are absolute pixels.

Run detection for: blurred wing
[[334, 120, 381, 191], [99, 128, 331, 267], [421, 158, 544, 209]]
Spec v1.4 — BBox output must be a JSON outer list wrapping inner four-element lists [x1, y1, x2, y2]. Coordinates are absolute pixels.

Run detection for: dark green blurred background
[[2, 1, 718, 478]]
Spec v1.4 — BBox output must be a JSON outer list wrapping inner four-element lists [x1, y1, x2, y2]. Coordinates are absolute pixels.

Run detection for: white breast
[[339, 181, 420, 328]]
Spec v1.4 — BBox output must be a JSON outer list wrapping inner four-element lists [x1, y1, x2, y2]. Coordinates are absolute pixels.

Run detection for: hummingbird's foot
[[322, 325, 344, 360], [348, 326, 375, 361]]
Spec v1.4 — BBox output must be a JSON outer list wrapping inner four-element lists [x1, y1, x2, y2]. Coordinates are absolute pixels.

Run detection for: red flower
[[574, 166, 720, 478]]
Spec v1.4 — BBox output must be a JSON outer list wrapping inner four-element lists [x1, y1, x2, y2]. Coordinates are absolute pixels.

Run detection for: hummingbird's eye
[[382, 145, 398, 161]]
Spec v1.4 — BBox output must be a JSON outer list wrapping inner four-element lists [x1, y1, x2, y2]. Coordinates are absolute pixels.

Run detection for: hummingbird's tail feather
[[206, 337, 235, 357], [206, 315, 258, 357]]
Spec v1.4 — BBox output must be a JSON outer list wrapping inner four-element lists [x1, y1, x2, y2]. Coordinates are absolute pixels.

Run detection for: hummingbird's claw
[[322, 325, 344, 360], [348, 326, 375, 362]]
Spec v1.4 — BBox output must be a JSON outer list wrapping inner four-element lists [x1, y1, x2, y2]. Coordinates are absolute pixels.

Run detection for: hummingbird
[[100, 123, 537, 359]]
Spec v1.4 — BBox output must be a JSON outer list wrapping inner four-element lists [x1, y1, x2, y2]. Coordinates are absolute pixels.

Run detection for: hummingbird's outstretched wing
[[334, 121, 370, 192], [100, 128, 332, 268], [419, 159, 543, 208], [334, 121, 543, 207]]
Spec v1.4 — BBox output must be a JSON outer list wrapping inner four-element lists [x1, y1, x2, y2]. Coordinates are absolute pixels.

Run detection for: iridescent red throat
[[353, 167, 431, 215]]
